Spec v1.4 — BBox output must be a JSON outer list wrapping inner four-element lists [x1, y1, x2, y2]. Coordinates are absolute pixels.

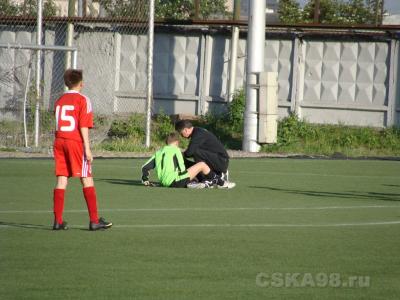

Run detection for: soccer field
[[0, 158, 399, 299]]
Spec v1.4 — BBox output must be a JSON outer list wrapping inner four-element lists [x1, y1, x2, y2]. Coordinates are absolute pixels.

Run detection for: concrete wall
[[1, 23, 399, 128]]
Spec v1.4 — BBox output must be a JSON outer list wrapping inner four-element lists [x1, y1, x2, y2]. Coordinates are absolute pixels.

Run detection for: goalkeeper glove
[[143, 180, 157, 187]]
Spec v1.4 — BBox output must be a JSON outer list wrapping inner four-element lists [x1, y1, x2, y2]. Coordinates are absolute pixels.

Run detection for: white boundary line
[[1, 205, 400, 214], [114, 221, 400, 228], [236, 170, 400, 178], [1, 221, 400, 229]]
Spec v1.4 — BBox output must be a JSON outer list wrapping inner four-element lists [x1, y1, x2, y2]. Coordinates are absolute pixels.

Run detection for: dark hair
[[175, 120, 193, 132], [64, 69, 83, 88], [166, 132, 180, 145]]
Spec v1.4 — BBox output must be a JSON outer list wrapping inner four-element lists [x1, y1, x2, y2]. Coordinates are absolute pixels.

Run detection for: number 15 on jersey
[[55, 105, 76, 132]]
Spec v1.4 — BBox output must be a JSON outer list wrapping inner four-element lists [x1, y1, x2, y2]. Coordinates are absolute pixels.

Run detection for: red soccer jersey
[[54, 90, 93, 142]]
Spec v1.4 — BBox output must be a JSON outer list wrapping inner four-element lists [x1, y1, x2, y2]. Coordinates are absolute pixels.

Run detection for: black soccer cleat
[[89, 217, 113, 231], [53, 221, 68, 230]]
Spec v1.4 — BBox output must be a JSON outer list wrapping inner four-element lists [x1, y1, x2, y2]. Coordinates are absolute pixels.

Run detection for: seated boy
[[141, 132, 235, 189]]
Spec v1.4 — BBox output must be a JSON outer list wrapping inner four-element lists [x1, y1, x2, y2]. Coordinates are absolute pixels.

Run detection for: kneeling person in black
[[175, 120, 230, 181]]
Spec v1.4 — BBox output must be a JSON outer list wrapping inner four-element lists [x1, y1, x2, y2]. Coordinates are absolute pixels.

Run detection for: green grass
[[95, 112, 400, 156], [1, 158, 400, 299], [262, 114, 400, 157]]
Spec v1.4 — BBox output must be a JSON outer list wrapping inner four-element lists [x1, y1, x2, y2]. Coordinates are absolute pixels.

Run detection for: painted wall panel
[[0, 25, 397, 128]]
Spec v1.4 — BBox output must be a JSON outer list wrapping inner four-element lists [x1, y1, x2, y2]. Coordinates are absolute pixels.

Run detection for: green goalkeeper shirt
[[141, 145, 189, 187]]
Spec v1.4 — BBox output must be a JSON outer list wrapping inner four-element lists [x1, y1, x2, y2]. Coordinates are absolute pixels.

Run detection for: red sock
[[53, 189, 65, 224], [83, 186, 99, 223]]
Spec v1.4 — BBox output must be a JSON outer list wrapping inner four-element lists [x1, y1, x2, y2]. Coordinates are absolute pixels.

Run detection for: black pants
[[185, 149, 229, 174], [170, 177, 191, 188]]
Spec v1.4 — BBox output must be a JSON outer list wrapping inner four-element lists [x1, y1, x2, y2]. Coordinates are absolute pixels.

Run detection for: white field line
[[0, 205, 400, 214], [1, 221, 400, 229], [113, 221, 400, 228], [235, 170, 400, 178]]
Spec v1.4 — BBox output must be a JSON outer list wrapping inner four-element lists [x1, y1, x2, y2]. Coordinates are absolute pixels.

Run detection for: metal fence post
[[145, 0, 155, 148], [34, 0, 43, 147], [228, 0, 241, 102], [294, 38, 305, 119], [387, 39, 398, 127], [65, 0, 75, 73]]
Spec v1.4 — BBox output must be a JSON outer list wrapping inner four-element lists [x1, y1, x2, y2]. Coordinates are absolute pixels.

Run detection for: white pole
[[145, 0, 155, 148], [78, 0, 83, 17], [23, 61, 32, 148], [65, 24, 73, 70], [72, 50, 78, 68], [228, 26, 239, 102], [242, 0, 266, 152], [34, 0, 43, 147], [65, 0, 75, 73]]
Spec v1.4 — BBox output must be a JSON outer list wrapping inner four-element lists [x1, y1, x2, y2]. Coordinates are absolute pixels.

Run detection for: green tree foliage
[[155, 0, 227, 20], [226, 89, 245, 132], [366, 0, 384, 24], [155, 0, 193, 19], [197, 0, 227, 19], [0, 0, 19, 16], [0, 0, 59, 17], [98, 0, 149, 18], [302, 0, 341, 23], [278, 0, 303, 24], [279, 0, 382, 25], [337, 0, 376, 24], [99, 0, 227, 20]]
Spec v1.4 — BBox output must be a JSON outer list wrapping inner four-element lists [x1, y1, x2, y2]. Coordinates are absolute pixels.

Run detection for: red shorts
[[54, 138, 92, 178]]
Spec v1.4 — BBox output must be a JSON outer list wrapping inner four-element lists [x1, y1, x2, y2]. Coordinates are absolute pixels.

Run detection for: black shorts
[[170, 177, 191, 188]]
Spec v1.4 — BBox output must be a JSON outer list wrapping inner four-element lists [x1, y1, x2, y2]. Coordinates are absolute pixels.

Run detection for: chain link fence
[[1, 0, 390, 151], [0, 46, 74, 149], [0, 0, 151, 151]]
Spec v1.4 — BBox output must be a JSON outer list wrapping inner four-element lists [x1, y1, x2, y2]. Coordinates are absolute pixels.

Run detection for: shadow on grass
[[383, 184, 400, 188], [249, 186, 400, 202], [0, 221, 52, 231], [0, 221, 109, 232], [97, 178, 144, 186]]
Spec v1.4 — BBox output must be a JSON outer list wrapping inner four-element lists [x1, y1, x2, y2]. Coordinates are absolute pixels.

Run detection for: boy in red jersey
[[52, 69, 112, 231]]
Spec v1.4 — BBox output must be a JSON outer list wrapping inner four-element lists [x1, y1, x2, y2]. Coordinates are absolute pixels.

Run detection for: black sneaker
[[89, 217, 112, 231], [53, 221, 68, 230]]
